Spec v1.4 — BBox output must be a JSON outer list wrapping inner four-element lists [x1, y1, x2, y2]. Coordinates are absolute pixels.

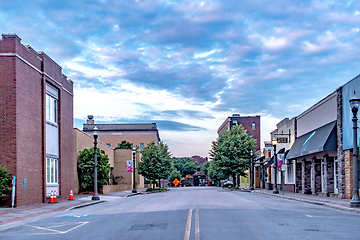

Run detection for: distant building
[[188, 156, 209, 186], [0, 34, 74, 206], [217, 114, 261, 151], [82, 115, 160, 151]]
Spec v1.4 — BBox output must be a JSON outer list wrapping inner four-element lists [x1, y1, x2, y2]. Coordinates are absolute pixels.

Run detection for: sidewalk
[[0, 188, 147, 231], [251, 188, 360, 214]]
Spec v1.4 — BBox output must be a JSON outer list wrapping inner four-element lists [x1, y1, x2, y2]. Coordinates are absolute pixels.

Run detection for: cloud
[[2, 0, 360, 156]]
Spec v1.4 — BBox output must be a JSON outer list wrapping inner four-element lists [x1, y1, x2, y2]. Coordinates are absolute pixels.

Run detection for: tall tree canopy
[[138, 141, 172, 182], [171, 157, 197, 177], [209, 124, 257, 185]]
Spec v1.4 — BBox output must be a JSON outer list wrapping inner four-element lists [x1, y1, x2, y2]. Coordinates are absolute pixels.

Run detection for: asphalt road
[[1, 187, 360, 240]]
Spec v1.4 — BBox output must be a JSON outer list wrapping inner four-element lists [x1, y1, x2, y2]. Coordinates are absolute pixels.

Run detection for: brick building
[[217, 114, 261, 151], [0, 34, 74, 206], [82, 115, 160, 151]]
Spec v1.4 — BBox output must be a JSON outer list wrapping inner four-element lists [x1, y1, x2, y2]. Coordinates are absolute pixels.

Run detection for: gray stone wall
[[295, 161, 302, 193], [336, 87, 345, 198]]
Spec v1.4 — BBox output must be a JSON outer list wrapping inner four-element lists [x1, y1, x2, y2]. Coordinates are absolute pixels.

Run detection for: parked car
[[223, 180, 233, 188]]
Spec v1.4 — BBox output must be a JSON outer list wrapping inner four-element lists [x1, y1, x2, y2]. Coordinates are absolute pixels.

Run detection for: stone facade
[[336, 87, 346, 198], [295, 162, 302, 193]]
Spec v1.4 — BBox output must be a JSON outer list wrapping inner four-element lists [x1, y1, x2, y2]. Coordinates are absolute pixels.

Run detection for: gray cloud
[[1, 0, 360, 121]]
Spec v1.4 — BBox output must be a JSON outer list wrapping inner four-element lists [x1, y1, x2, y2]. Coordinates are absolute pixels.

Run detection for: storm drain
[[128, 223, 168, 231]]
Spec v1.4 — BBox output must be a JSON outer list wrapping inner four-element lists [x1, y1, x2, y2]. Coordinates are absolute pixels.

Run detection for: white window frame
[[46, 94, 57, 124], [46, 157, 58, 184], [286, 164, 294, 184]]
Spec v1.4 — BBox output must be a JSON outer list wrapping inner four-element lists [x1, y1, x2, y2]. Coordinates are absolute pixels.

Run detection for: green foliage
[[146, 187, 153, 192], [138, 141, 172, 181], [169, 168, 181, 182], [115, 140, 132, 149], [77, 148, 111, 192], [207, 161, 227, 181], [200, 161, 210, 175], [0, 167, 11, 206], [171, 157, 197, 177], [209, 124, 257, 181]]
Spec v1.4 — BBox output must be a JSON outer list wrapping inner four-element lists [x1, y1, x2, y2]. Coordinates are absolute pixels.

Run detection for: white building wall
[[297, 92, 337, 137]]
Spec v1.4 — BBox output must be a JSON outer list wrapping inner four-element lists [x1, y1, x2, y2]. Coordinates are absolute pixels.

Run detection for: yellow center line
[[184, 209, 193, 240], [195, 209, 200, 240]]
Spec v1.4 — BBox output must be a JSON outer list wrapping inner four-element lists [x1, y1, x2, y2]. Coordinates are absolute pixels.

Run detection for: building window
[[287, 164, 294, 184], [46, 94, 57, 124], [106, 143, 111, 147], [232, 120, 238, 126], [140, 143, 145, 150], [252, 123, 255, 130], [46, 158, 58, 184]]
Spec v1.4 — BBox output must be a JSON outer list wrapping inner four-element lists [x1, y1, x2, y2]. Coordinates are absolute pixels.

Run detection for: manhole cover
[[128, 223, 168, 231]]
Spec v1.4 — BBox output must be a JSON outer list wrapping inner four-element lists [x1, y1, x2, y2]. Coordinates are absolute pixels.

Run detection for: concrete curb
[[253, 190, 360, 214], [125, 189, 170, 197], [67, 200, 106, 211]]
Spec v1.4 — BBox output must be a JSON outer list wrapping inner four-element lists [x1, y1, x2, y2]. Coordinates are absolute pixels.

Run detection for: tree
[[138, 141, 172, 188], [207, 161, 227, 183], [77, 148, 111, 192], [210, 124, 257, 186], [169, 168, 181, 182], [171, 157, 197, 177], [200, 161, 210, 175], [0, 167, 11, 206], [115, 140, 132, 149]]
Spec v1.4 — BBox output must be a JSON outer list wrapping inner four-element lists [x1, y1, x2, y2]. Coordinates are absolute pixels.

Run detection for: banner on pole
[[127, 161, 133, 172], [277, 154, 284, 169]]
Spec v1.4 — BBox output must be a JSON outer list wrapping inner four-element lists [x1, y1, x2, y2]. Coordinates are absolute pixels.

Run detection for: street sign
[[277, 137, 288, 143], [173, 179, 180, 186]]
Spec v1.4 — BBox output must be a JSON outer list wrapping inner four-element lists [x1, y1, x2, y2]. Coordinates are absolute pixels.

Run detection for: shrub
[[0, 167, 11, 206], [77, 148, 111, 192], [146, 188, 153, 192]]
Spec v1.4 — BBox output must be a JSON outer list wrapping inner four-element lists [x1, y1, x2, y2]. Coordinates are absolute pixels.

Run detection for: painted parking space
[[0, 221, 89, 236]]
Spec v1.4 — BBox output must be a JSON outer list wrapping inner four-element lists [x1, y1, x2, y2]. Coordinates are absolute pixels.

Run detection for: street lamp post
[[92, 126, 100, 201], [250, 150, 254, 190], [272, 137, 279, 194], [132, 146, 137, 193], [350, 91, 360, 208]]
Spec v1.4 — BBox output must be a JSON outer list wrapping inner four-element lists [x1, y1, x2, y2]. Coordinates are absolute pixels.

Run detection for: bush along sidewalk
[[0, 166, 11, 206]]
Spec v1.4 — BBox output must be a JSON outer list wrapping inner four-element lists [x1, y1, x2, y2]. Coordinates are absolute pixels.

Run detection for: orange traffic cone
[[49, 190, 54, 203], [68, 189, 74, 201], [53, 190, 58, 203]]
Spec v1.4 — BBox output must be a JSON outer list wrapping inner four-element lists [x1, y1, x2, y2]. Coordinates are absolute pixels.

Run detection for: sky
[[1, 0, 360, 157]]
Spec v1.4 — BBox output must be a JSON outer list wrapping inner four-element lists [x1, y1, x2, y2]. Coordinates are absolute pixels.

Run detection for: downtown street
[[1, 187, 360, 240]]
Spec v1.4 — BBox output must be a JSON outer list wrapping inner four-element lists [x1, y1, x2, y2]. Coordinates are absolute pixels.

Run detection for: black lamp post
[[272, 137, 279, 194], [132, 146, 137, 193], [92, 126, 100, 200], [250, 150, 254, 190], [350, 91, 360, 207]]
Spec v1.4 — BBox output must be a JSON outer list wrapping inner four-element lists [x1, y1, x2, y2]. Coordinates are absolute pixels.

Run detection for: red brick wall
[[0, 34, 74, 206], [229, 116, 261, 151], [15, 57, 44, 206], [0, 55, 17, 179]]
